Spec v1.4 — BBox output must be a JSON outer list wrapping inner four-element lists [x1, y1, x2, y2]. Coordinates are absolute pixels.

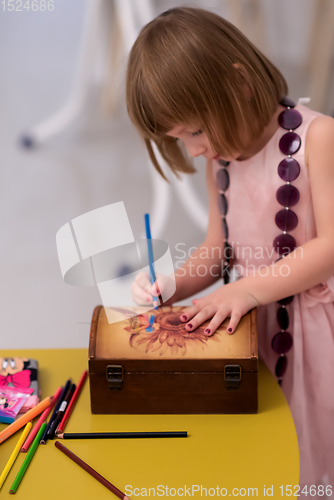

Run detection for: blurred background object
[[1, 0, 334, 349]]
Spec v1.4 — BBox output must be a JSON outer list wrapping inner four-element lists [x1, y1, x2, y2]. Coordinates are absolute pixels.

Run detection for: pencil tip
[[57, 433, 63, 439]]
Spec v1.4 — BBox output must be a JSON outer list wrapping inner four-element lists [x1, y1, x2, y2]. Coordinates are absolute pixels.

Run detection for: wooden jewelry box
[[88, 305, 258, 414]]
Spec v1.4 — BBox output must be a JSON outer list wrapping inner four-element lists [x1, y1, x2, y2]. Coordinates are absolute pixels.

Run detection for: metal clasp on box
[[106, 365, 123, 390], [224, 364, 241, 390]]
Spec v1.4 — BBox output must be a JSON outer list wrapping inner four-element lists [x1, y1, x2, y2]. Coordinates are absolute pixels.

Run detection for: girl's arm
[[167, 160, 225, 303], [237, 114, 334, 305], [181, 115, 334, 334]]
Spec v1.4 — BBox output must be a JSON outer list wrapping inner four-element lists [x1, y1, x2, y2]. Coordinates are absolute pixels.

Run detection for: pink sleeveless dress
[[212, 104, 334, 490]]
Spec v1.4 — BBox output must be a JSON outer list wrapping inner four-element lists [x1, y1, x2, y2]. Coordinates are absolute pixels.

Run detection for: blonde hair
[[126, 7, 288, 182]]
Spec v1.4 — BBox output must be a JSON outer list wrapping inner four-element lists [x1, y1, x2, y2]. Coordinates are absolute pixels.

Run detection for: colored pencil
[[55, 441, 129, 500], [47, 383, 76, 438], [21, 386, 62, 453], [0, 397, 52, 445], [57, 431, 188, 439], [56, 370, 87, 435], [0, 423, 32, 490], [40, 379, 71, 444], [144, 213, 163, 309], [9, 422, 46, 494]]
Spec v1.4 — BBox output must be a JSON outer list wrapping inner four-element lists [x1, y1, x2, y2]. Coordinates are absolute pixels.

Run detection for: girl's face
[[166, 125, 238, 162]]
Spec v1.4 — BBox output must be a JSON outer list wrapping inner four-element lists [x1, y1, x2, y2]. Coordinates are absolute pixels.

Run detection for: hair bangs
[[126, 7, 288, 179]]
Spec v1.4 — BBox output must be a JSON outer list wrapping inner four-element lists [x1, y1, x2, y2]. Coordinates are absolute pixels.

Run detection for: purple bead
[[224, 241, 233, 261], [276, 184, 300, 207], [217, 193, 227, 216], [277, 306, 289, 329], [278, 108, 302, 130], [222, 218, 228, 239], [272, 331, 293, 354], [275, 355, 288, 377], [279, 132, 301, 155], [273, 233, 296, 255], [279, 97, 295, 108], [278, 295, 294, 306], [278, 157, 300, 182], [216, 168, 230, 191], [218, 159, 230, 167], [275, 209, 298, 232]]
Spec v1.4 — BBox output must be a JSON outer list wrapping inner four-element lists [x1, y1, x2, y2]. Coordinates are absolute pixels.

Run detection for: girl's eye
[[191, 129, 202, 137]]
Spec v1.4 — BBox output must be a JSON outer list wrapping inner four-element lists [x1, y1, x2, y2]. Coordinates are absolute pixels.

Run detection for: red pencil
[[55, 441, 129, 499], [21, 386, 62, 453], [56, 370, 87, 435]]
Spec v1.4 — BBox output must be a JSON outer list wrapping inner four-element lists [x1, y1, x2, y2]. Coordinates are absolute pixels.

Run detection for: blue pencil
[[144, 214, 162, 309]]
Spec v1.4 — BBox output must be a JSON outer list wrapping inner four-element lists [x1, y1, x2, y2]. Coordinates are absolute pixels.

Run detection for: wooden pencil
[[56, 370, 87, 435], [57, 431, 188, 439], [40, 379, 71, 444], [144, 213, 163, 307], [54, 441, 129, 500], [0, 423, 32, 490], [9, 423, 46, 494], [0, 397, 52, 445], [47, 383, 76, 438], [21, 386, 62, 453]]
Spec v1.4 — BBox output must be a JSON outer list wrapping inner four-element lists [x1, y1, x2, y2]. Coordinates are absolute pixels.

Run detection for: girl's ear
[[233, 63, 252, 99]]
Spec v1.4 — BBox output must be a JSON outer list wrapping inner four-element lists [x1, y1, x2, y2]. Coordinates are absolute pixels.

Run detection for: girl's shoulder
[[304, 108, 334, 168]]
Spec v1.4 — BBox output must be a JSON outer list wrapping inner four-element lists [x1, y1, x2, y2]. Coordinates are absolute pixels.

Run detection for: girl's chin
[[213, 154, 236, 162]]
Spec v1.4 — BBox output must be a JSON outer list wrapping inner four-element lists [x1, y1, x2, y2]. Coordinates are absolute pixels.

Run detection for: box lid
[[89, 305, 258, 372]]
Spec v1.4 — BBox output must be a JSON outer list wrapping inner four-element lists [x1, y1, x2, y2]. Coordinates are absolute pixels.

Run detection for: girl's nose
[[188, 144, 206, 158]]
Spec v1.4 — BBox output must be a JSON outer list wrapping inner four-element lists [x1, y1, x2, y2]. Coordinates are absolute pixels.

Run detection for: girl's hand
[[180, 282, 259, 335], [131, 271, 175, 306]]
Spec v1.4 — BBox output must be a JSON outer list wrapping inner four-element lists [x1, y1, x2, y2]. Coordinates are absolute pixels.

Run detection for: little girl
[[126, 7, 334, 493]]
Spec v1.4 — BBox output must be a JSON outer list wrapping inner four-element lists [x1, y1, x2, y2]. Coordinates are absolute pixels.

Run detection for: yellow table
[[0, 349, 299, 499]]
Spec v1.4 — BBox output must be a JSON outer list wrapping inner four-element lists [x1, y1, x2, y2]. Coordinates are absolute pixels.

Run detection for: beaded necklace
[[216, 97, 302, 384]]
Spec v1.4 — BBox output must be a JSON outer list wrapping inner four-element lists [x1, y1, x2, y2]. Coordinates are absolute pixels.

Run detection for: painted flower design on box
[[110, 306, 222, 356]]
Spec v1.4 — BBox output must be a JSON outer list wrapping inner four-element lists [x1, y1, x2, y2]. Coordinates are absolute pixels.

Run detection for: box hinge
[[106, 365, 123, 390], [224, 364, 241, 390]]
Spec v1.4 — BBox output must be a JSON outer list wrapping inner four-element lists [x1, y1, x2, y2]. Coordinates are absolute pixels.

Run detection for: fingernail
[[187, 323, 192, 329], [204, 328, 210, 335], [181, 314, 187, 320], [228, 328, 232, 333]]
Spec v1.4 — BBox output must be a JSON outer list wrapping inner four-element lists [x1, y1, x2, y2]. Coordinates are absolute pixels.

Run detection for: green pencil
[[9, 422, 46, 494]]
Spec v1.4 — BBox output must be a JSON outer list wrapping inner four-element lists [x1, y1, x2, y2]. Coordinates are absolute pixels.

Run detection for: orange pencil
[[21, 387, 62, 453], [0, 396, 52, 445], [56, 370, 87, 435]]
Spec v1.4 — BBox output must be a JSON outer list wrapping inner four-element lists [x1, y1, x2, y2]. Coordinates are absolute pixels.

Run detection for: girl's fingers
[[180, 300, 208, 322], [180, 304, 199, 322], [135, 271, 151, 290], [226, 310, 243, 334], [131, 281, 153, 305], [183, 305, 216, 332], [203, 308, 230, 336]]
